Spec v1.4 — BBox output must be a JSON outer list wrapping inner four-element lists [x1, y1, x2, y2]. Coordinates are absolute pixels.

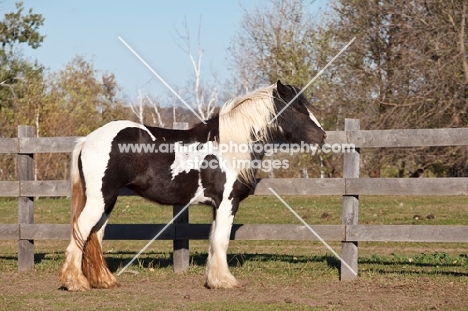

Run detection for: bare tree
[[175, 17, 219, 120], [129, 90, 165, 127], [129, 90, 145, 124], [146, 94, 165, 128], [228, 0, 323, 91]]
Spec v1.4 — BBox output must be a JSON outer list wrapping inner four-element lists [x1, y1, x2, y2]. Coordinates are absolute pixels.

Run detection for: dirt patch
[[1, 269, 467, 310]]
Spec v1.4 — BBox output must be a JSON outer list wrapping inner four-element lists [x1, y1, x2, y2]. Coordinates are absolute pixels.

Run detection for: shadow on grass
[[359, 253, 468, 268], [358, 253, 468, 277], [366, 268, 468, 277], [3, 251, 465, 278], [103, 251, 341, 274], [0, 253, 48, 263], [103, 251, 468, 278]]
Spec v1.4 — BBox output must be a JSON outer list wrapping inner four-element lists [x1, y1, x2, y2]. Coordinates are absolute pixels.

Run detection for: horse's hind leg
[[59, 235, 89, 291], [59, 196, 105, 291], [205, 197, 239, 289], [81, 200, 120, 289]]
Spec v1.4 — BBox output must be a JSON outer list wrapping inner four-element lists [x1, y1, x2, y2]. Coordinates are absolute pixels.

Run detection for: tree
[[0, 2, 45, 180], [228, 0, 325, 91], [129, 90, 165, 127], [321, 0, 468, 176], [175, 17, 219, 121], [228, 0, 336, 177], [229, 0, 468, 177], [0, 1, 45, 111], [0, 1, 44, 52], [41, 56, 126, 137], [34, 56, 127, 180]]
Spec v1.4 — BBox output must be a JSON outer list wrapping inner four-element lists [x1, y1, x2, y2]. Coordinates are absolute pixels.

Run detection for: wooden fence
[[1, 119, 468, 280]]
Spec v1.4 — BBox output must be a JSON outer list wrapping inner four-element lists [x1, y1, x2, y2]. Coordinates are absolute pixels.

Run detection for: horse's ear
[[276, 80, 290, 97]]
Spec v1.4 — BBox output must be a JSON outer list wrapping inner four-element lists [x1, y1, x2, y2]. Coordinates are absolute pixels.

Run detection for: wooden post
[[341, 119, 360, 280], [173, 205, 189, 273], [17, 125, 35, 271], [172, 122, 190, 273]]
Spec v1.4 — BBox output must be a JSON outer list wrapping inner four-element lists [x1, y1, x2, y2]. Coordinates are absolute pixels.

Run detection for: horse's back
[[77, 120, 248, 207], [85, 120, 155, 142]]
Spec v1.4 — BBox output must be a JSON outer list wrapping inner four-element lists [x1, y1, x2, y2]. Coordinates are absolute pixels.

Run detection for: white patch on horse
[[307, 107, 323, 129], [191, 179, 215, 205], [205, 170, 239, 288], [81, 120, 156, 207], [66, 120, 155, 255], [170, 141, 222, 179]]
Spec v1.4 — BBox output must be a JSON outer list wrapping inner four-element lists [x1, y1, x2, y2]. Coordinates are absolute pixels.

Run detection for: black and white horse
[[59, 80, 326, 291]]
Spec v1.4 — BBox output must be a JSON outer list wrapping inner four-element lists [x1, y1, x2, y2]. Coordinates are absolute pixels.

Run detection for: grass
[[1, 195, 468, 310], [1, 194, 466, 225], [1, 194, 467, 273]]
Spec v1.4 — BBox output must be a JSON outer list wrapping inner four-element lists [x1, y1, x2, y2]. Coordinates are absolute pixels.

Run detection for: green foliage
[[0, 1, 45, 110], [0, 3, 128, 180], [33, 56, 128, 180], [0, 2, 45, 180], [41, 55, 127, 137], [0, 1, 44, 54]]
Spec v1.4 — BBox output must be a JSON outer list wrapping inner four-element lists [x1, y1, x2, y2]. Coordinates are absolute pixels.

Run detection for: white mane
[[218, 84, 278, 182]]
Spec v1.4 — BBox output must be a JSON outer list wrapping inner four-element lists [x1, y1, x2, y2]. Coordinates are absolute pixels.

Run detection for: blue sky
[[3, 0, 328, 101]]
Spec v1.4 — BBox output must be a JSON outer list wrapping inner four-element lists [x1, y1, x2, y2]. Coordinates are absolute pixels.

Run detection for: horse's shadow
[[103, 251, 341, 273], [14, 252, 468, 278], [102, 252, 468, 278]]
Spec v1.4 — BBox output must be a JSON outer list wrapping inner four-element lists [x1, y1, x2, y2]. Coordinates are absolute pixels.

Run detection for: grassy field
[[1, 195, 468, 310]]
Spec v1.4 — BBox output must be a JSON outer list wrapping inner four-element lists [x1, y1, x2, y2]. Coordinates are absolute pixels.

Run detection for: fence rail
[[1, 119, 468, 279], [3, 177, 468, 197], [2, 223, 468, 242], [2, 128, 468, 155]]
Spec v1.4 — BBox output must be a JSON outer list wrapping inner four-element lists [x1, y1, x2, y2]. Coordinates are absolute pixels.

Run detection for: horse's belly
[[131, 169, 208, 206]]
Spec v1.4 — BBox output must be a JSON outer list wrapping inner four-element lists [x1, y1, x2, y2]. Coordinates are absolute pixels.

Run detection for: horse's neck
[[250, 139, 274, 161], [189, 116, 219, 142], [251, 134, 286, 161]]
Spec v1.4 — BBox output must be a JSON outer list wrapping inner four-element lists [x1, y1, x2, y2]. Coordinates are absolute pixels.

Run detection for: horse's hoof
[[61, 279, 91, 292], [204, 273, 240, 289], [90, 277, 121, 289], [58, 270, 91, 292]]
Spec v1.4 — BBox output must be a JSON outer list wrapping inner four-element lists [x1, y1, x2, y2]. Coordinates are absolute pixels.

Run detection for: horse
[[58, 80, 327, 291]]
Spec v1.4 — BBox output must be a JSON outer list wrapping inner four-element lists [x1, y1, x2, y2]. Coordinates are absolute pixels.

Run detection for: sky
[[3, 0, 329, 102]]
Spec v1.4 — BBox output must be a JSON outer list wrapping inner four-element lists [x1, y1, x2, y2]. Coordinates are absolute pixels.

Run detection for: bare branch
[[145, 94, 165, 128], [459, 2, 468, 84], [174, 16, 218, 120], [129, 90, 145, 124]]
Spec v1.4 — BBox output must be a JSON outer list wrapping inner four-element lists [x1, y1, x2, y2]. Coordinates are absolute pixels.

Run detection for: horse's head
[[273, 80, 327, 146]]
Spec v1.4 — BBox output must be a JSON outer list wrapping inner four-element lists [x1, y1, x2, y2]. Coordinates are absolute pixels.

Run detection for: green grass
[[1, 194, 466, 225], [1, 195, 468, 310], [1, 194, 467, 274]]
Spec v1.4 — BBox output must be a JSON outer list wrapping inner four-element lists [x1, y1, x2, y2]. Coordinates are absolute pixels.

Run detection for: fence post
[[172, 122, 190, 273], [341, 119, 360, 280], [173, 205, 189, 273], [17, 125, 35, 271]]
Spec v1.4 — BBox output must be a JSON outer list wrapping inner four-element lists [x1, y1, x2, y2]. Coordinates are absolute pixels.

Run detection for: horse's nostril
[[323, 133, 327, 140]]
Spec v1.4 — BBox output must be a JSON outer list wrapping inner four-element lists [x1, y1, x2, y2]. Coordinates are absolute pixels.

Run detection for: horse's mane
[[218, 84, 278, 183]]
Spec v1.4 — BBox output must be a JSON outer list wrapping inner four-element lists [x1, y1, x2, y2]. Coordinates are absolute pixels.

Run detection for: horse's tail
[[63, 137, 120, 289], [70, 137, 87, 249]]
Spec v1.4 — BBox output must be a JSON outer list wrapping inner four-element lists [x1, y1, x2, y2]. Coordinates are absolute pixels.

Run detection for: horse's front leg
[[205, 196, 239, 289]]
